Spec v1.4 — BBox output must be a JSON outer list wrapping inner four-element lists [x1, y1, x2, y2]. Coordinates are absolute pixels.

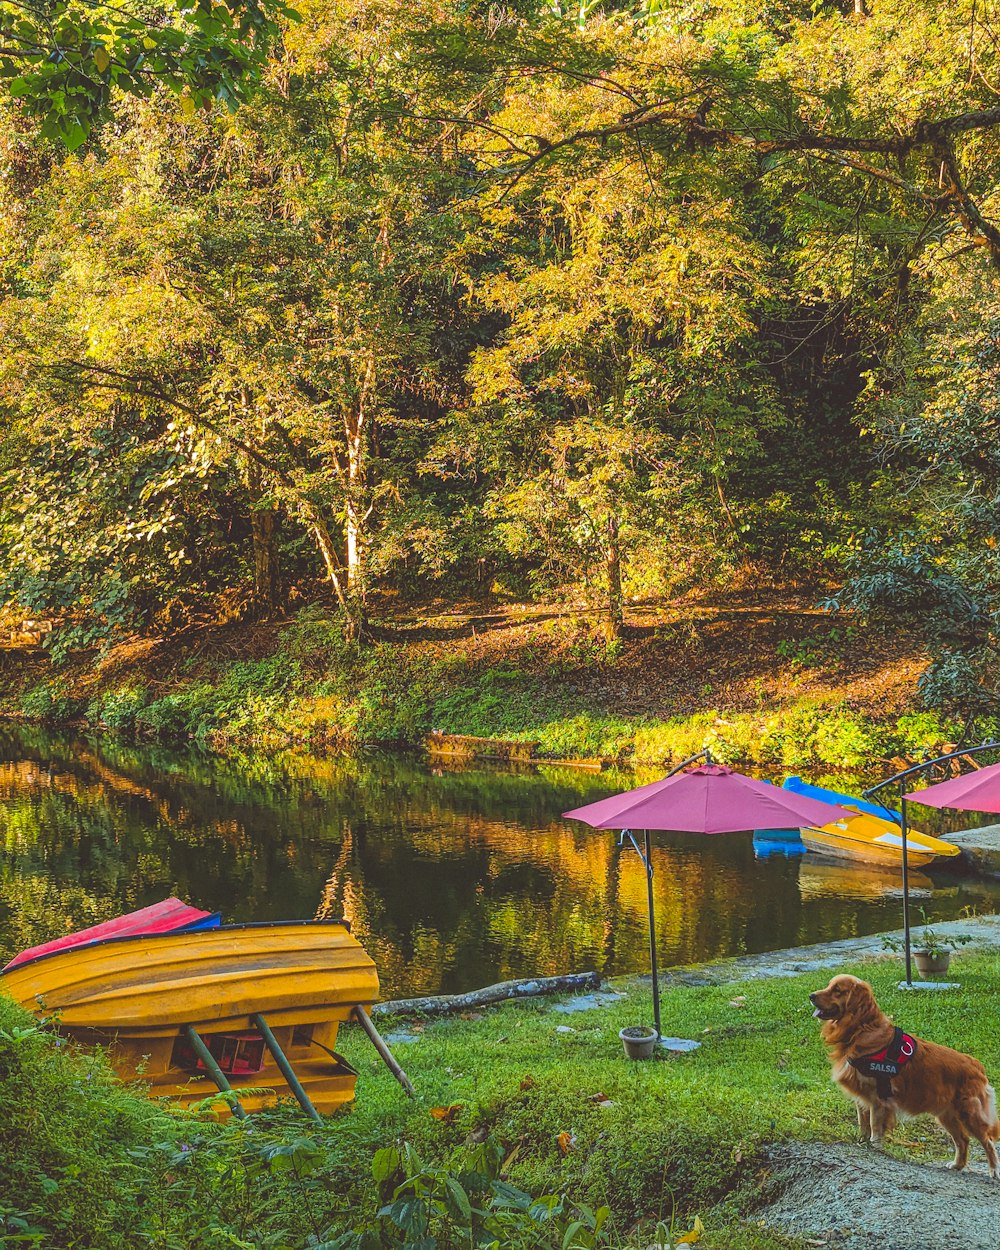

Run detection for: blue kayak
[[780, 775, 901, 823]]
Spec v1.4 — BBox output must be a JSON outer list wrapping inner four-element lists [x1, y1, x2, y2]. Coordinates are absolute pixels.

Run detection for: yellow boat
[[1, 919, 410, 1118], [800, 810, 962, 869], [781, 775, 961, 869]]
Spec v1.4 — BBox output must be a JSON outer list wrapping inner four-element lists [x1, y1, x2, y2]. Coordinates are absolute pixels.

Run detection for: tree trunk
[[251, 507, 279, 615], [302, 503, 367, 641], [343, 368, 373, 601], [606, 513, 624, 640], [374, 972, 602, 1018], [246, 464, 279, 616], [345, 496, 363, 597]]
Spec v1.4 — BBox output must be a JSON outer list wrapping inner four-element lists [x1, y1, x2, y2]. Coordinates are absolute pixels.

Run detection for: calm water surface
[[1, 726, 998, 999]]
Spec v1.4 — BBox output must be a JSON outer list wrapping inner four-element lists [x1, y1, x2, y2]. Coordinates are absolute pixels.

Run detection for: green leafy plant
[[19, 678, 82, 723], [322, 1138, 612, 1250], [881, 912, 976, 958]]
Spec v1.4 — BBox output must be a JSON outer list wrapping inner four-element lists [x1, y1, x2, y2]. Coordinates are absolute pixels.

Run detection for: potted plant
[[882, 915, 974, 978], [619, 1025, 658, 1059]]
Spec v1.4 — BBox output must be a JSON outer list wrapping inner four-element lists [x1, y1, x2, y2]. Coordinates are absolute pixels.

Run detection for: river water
[[1, 726, 998, 998]]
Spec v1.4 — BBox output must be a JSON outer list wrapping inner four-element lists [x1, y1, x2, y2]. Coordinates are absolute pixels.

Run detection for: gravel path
[[756, 1142, 1000, 1250]]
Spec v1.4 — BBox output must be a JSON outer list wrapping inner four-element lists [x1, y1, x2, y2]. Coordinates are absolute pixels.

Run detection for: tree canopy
[[0, 0, 295, 148], [0, 0, 998, 703]]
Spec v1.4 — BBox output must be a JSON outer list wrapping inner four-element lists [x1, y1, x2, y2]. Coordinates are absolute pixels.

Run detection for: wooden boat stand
[[186, 1007, 415, 1121], [353, 1005, 416, 1098], [183, 1025, 249, 1120]]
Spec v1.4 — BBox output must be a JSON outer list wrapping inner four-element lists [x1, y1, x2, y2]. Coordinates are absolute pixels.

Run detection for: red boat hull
[[3, 897, 219, 970]]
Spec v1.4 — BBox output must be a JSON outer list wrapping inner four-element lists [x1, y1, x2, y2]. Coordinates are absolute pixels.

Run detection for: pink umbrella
[[564, 764, 854, 833], [905, 759, 1000, 813], [564, 762, 854, 1035], [865, 739, 1000, 986]]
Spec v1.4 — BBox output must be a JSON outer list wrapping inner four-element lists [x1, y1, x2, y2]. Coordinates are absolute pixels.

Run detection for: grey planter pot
[[619, 1025, 657, 1060], [913, 949, 951, 978]]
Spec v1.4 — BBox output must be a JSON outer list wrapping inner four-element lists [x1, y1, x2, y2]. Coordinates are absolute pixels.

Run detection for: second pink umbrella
[[564, 761, 854, 1036]]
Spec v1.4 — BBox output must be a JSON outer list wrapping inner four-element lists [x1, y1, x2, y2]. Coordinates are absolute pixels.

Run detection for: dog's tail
[[986, 1085, 1000, 1139]]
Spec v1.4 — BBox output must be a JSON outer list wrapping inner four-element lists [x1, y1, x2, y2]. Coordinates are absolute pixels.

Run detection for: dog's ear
[[845, 978, 875, 1019]]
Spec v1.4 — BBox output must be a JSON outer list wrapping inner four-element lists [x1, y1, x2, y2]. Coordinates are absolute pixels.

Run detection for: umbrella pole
[[899, 782, 913, 987], [621, 829, 662, 1037], [644, 829, 662, 1038]]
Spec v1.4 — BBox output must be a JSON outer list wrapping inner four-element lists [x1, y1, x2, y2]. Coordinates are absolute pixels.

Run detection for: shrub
[[0, 998, 175, 1247], [323, 1137, 613, 1250], [86, 685, 149, 733], [19, 678, 82, 722], [137, 691, 199, 738]]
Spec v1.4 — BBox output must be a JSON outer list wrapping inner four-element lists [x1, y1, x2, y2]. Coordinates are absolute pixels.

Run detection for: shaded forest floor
[[0, 578, 942, 765], [371, 582, 926, 720], [3, 580, 928, 715]]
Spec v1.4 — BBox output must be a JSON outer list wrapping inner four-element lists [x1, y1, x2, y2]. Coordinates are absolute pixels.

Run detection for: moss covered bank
[[0, 595, 985, 770]]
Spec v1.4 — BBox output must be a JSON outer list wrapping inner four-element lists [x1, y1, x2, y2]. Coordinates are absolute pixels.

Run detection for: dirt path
[[756, 1142, 999, 1249]]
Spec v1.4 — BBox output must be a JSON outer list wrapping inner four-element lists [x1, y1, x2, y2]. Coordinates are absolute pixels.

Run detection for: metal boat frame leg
[[183, 1024, 248, 1119], [251, 1012, 322, 1122], [353, 1005, 415, 1097]]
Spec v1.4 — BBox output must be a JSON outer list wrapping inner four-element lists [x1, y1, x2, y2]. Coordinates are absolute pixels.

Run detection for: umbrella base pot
[[913, 951, 950, 977], [619, 1025, 658, 1059]]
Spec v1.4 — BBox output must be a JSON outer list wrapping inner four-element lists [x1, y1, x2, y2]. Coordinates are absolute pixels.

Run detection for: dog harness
[[848, 1027, 917, 1099]]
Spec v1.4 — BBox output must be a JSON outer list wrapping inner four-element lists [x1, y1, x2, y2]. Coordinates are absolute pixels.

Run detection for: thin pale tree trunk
[[606, 513, 624, 640]]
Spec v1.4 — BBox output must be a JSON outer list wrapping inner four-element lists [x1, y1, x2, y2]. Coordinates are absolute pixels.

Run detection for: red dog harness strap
[[849, 1026, 917, 1099]]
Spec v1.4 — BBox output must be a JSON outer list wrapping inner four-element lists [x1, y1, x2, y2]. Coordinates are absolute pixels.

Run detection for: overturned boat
[[1, 902, 410, 1119]]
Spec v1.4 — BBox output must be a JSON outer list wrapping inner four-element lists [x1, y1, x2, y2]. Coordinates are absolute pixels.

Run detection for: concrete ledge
[[947, 824, 1000, 878], [631, 916, 1000, 989]]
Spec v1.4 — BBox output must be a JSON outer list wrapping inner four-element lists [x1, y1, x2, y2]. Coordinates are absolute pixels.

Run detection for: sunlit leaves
[[0, 0, 297, 148]]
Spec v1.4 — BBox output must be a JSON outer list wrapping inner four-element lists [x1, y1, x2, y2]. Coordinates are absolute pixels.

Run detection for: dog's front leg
[[870, 1101, 895, 1147], [856, 1102, 872, 1143]]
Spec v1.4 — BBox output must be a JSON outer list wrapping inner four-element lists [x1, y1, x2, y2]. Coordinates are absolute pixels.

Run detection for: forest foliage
[[0, 0, 998, 711]]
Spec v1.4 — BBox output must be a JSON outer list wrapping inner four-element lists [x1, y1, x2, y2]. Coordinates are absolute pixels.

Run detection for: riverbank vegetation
[[4, 951, 998, 1247], [1, 0, 1000, 738], [3, 590, 986, 766]]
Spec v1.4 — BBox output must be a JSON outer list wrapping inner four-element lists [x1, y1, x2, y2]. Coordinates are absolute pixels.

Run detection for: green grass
[[336, 952, 1000, 1201], [5, 951, 998, 1247]]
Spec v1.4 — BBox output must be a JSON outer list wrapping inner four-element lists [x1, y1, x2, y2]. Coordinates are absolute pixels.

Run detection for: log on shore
[[425, 732, 539, 762], [373, 971, 602, 1018]]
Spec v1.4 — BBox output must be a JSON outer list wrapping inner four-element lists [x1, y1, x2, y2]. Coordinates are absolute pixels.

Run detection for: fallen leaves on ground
[[429, 1103, 464, 1123]]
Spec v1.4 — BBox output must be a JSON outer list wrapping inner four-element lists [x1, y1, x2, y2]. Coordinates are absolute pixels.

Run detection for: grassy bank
[[0, 596, 981, 769], [4, 950, 1000, 1248]]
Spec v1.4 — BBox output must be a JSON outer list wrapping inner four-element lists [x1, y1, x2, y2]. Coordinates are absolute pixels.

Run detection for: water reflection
[[797, 860, 936, 902], [1, 727, 998, 999]]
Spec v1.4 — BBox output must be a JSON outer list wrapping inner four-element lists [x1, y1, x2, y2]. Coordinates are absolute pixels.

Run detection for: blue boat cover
[[781, 775, 900, 824], [752, 835, 807, 859]]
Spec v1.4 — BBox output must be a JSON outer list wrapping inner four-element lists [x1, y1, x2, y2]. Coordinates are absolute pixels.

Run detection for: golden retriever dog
[[810, 974, 999, 1176]]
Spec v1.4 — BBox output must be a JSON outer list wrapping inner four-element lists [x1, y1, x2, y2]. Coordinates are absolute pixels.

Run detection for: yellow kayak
[[1, 920, 381, 1116], [800, 810, 961, 869]]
